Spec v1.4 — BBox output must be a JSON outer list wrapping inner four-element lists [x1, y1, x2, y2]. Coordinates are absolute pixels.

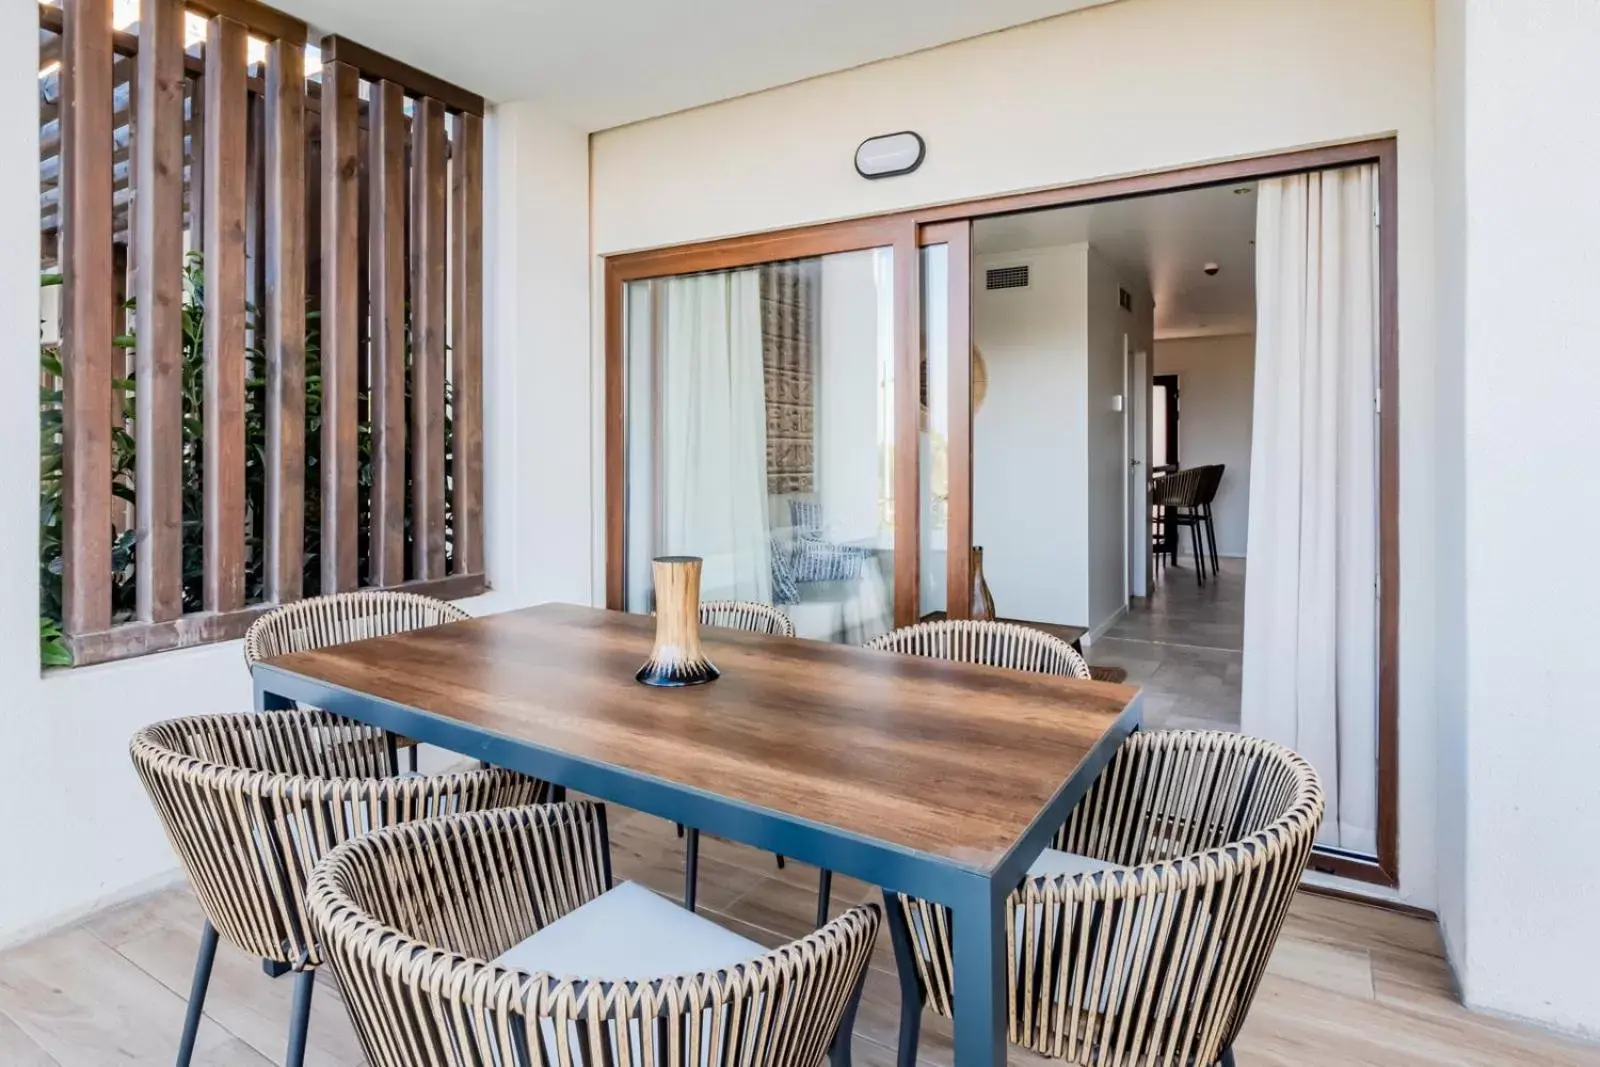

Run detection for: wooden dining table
[[251, 602, 1142, 1067]]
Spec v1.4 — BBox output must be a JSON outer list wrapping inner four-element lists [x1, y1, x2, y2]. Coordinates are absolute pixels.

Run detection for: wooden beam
[[202, 14, 248, 613], [410, 96, 448, 579], [892, 219, 920, 628], [186, 0, 307, 46], [368, 79, 406, 587], [320, 35, 484, 115], [450, 111, 484, 575], [64, 572, 485, 666], [320, 60, 360, 593], [263, 38, 305, 603], [59, 0, 115, 636], [133, 0, 185, 623]]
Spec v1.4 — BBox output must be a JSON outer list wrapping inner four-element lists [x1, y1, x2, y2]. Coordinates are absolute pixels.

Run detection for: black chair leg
[[815, 869, 833, 928], [1206, 505, 1221, 576], [684, 828, 700, 912], [829, 960, 869, 1067], [1220, 1047, 1237, 1067], [775, 854, 786, 869], [284, 970, 315, 1067], [176, 921, 219, 1067], [1190, 519, 1206, 586], [406, 743, 418, 773], [882, 890, 924, 1067]]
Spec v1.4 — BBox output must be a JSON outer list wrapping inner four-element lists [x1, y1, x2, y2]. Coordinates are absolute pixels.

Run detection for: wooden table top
[[261, 603, 1140, 871]]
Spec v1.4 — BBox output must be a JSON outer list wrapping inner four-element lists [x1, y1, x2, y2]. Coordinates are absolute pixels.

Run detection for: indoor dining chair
[[885, 730, 1323, 1067], [130, 710, 548, 1067], [307, 802, 881, 1067]]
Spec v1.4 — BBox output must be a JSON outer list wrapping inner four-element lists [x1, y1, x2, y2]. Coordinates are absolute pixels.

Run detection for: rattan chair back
[[892, 730, 1323, 1065], [307, 803, 881, 1067], [700, 600, 797, 637], [866, 619, 1091, 679], [243, 589, 470, 665], [131, 710, 547, 968]]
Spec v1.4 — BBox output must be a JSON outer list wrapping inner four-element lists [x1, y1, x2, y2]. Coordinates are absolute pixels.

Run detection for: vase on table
[[971, 546, 996, 621], [637, 556, 720, 687]]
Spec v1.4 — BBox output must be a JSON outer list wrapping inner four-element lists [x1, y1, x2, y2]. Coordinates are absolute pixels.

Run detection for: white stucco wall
[[1438, 0, 1600, 1039], [974, 245, 1090, 627], [0, 0, 592, 944], [591, 0, 1439, 912]]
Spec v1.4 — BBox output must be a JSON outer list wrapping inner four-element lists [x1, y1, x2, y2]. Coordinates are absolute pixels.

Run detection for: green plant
[[39, 254, 455, 667]]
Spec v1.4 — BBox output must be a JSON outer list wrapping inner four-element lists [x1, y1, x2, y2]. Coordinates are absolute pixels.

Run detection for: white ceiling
[[269, 0, 1117, 131], [974, 183, 1259, 338]]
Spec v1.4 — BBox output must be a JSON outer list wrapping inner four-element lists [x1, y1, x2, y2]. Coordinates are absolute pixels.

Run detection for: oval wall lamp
[[855, 131, 925, 180]]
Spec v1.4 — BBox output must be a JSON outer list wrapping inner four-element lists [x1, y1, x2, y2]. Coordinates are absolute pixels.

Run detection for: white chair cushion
[[494, 881, 763, 981], [1025, 847, 1122, 880]]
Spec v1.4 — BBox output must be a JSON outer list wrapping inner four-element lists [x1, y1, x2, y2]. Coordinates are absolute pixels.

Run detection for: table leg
[[950, 875, 1006, 1067]]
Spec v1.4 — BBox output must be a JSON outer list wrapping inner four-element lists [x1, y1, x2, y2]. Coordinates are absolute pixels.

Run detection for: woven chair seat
[[888, 730, 1323, 1066], [306, 802, 882, 1067]]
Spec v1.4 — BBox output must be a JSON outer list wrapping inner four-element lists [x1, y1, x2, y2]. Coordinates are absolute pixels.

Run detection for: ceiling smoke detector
[[1203, 262, 1221, 276]]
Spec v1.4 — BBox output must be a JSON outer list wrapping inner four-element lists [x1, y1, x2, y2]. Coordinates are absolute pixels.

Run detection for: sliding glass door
[[622, 248, 900, 644]]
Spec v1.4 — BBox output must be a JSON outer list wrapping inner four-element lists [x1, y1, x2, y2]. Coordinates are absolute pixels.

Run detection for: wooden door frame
[[602, 135, 1400, 888]]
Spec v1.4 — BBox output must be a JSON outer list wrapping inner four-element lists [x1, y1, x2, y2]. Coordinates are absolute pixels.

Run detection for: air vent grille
[[986, 265, 1030, 290]]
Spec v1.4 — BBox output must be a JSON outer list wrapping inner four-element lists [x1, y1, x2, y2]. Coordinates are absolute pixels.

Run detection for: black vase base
[[635, 657, 720, 687]]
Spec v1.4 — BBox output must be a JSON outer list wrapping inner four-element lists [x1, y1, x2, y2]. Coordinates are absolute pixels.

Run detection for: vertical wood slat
[[892, 220, 921, 628], [133, 0, 185, 623], [368, 80, 406, 587], [410, 96, 448, 580], [450, 112, 484, 575], [320, 60, 361, 593], [60, 0, 115, 636], [201, 15, 248, 613], [263, 39, 305, 603], [187, 68, 205, 246]]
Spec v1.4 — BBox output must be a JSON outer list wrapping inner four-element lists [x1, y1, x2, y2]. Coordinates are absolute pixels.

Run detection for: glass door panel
[[622, 248, 897, 644]]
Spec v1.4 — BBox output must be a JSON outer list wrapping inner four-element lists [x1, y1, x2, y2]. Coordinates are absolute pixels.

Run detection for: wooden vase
[[971, 545, 996, 621], [636, 556, 720, 687]]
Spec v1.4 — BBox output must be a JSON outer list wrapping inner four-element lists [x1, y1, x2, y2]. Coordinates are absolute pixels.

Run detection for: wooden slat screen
[[39, 5, 488, 667]]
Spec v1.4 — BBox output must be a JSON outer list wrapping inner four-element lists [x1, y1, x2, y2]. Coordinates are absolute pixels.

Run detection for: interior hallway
[[1088, 556, 1244, 732]]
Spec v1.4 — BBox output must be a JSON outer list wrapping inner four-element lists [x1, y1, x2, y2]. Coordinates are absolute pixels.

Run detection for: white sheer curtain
[[1242, 165, 1379, 854], [658, 270, 773, 605]]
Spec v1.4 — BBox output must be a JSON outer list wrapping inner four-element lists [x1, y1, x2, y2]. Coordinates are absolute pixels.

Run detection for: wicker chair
[[865, 618, 1091, 679], [701, 599, 797, 637], [885, 731, 1324, 1067], [131, 710, 548, 1067], [244, 589, 472, 769], [1150, 467, 1211, 586], [307, 802, 881, 1067]]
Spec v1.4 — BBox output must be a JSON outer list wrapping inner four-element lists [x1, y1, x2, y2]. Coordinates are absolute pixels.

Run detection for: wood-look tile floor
[[2, 805, 1596, 1066]]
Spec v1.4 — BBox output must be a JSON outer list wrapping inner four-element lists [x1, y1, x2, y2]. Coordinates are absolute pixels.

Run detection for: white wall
[[1153, 334, 1256, 558], [974, 245, 1088, 626], [1084, 247, 1140, 634], [0, 0, 592, 944], [1438, 0, 1600, 1038], [591, 0, 1438, 912]]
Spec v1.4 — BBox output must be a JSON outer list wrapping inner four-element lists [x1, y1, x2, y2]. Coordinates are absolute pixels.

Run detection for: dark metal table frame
[[255, 664, 1141, 1066]]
